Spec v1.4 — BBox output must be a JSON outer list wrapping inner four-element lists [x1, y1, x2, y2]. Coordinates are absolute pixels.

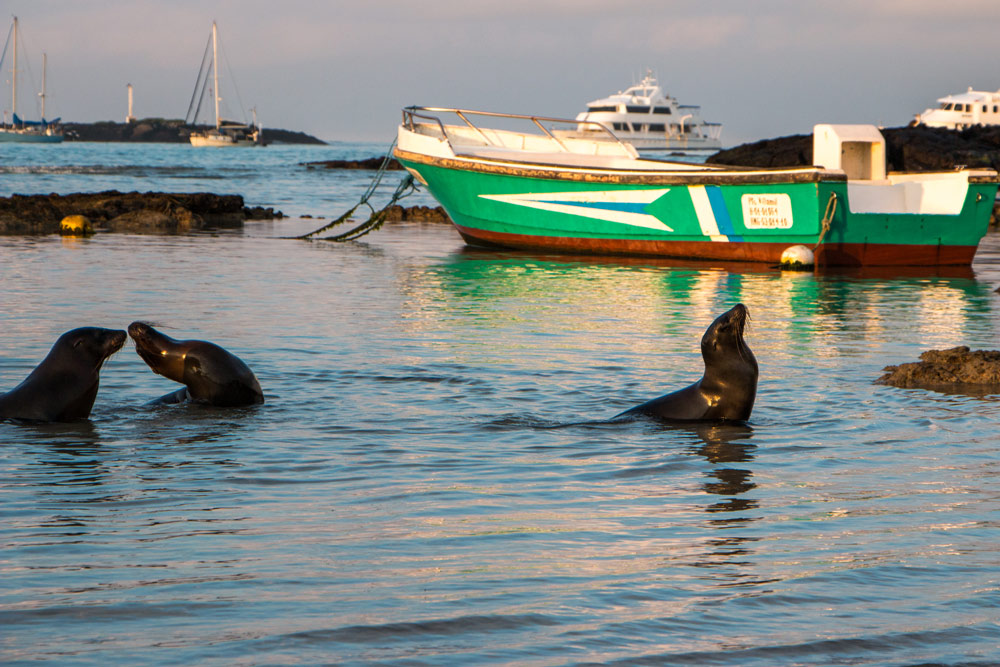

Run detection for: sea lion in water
[[128, 322, 264, 407], [0, 327, 127, 422], [616, 303, 757, 423]]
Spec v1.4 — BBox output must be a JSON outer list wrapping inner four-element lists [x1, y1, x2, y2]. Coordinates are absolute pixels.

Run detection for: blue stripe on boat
[[706, 186, 743, 242], [540, 200, 650, 214]]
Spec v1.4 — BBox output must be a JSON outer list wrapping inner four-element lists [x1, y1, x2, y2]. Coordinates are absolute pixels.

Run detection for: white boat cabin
[[571, 73, 722, 152], [915, 88, 1000, 130], [813, 124, 974, 215]]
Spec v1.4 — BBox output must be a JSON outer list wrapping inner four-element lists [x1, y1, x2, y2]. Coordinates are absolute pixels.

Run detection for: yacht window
[[965, 104, 972, 112], [994, 106, 998, 113], [942, 103, 952, 110], [984, 105, 989, 112], [613, 122, 631, 131], [649, 123, 665, 132], [652, 106, 672, 114], [626, 105, 650, 113], [587, 105, 617, 113]]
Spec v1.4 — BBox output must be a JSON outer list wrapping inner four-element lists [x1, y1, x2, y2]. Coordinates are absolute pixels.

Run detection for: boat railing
[[402, 105, 631, 155]]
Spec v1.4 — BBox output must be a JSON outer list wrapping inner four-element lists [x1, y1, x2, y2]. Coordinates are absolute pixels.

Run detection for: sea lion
[[128, 322, 264, 407], [0, 327, 127, 422], [615, 303, 757, 423]]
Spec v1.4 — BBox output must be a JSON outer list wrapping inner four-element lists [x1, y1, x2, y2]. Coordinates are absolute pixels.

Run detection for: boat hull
[[0, 129, 63, 143], [395, 149, 997, 266], [190, 134, 257, 147], [450, 225, 979, 266]]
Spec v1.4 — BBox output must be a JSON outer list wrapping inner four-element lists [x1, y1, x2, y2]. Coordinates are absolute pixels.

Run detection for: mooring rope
[[813, 191, 838, 250], [296, 138, 419, 242]]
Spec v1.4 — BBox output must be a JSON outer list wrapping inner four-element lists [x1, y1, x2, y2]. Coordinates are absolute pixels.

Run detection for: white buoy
[[780, 245, 814, 269]]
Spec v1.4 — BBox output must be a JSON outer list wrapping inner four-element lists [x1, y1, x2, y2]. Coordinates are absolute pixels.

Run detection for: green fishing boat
[[394, 107, 999, 266]]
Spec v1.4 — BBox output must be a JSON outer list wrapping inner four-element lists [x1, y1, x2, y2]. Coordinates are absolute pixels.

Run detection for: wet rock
[[106, 209, 194, 233], [301, 157, 402, 170], [876, 346, 1000, 388], [244, 205, 285, 220], [0, 191, 248, 235], [383, 204, 450, 223]]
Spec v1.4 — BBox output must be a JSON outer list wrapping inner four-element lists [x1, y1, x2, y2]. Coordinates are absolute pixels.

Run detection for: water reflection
[[678, 422, 766, 584], [684, 423, 759, 518], [405, 248, 995, 352]]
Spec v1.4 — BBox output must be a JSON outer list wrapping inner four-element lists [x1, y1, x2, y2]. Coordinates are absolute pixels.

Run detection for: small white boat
[[915, 87, 1000, 130], [0, 17, 63, 143], [186, 22, 260, 147], [568, 72, 721, 153]]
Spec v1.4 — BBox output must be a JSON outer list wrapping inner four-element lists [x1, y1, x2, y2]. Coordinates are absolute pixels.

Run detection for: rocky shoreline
[[61, 119, 325, 145], [0, 191, 448, 235], [0, 191, 281, 235], [301, 157, 403, 170]]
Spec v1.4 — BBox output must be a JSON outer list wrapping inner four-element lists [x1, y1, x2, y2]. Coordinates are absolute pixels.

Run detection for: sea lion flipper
[[147, 387, 190, 406]]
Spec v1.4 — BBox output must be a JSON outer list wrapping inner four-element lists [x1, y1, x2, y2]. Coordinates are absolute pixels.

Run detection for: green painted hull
[[396, 150, 998, 266]]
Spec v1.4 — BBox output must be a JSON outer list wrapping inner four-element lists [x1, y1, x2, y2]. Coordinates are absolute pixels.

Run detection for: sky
[[3, 0, 1000, 147]]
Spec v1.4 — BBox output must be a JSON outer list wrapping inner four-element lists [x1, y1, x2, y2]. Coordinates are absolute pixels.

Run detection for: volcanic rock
[[876, 346, 1000, 389], [0, 191, 261, 235], [708, 124, 1000, 172], [301, 157, 403, 170], [383, 204, 450, 223]]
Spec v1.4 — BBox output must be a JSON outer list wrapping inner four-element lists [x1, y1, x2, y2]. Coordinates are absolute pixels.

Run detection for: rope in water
[[296, 138, 418, 242]]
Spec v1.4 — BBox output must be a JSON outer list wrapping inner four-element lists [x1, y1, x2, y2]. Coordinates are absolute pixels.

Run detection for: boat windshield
[[625, 87, 653, 97]]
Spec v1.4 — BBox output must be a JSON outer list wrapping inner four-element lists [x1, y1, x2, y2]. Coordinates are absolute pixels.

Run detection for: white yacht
[[570, 73, 722, 153], [915, 87, 1000, 130], [186, 22, 260, 147]]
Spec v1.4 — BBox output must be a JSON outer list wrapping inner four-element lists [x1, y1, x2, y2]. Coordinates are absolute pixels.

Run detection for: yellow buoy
[[60, 215, 93, 236]]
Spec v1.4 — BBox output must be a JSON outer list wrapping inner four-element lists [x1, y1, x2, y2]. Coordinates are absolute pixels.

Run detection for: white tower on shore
[[126, 83, 136, 124]]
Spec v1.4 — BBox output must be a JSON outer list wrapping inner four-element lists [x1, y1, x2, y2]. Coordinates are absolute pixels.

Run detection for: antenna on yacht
[[39, 52, 47, 120]]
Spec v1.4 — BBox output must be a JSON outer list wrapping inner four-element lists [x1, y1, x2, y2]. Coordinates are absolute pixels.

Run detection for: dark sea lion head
[[59, 327, 128, 370], [128, 321, 186, 382], [128, 321, 264, 407], [699, 303, 758, 420], [701, 303, 754, 364]]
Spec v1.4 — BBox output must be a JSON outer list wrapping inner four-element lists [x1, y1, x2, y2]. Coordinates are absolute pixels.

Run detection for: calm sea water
[[1, 143, 999, 666]]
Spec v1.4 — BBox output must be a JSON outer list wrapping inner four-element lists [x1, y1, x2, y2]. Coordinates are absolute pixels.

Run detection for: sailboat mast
[[11, 16, 17, 122], [212, 21, 220, 129], [40, 53, 46, 120]]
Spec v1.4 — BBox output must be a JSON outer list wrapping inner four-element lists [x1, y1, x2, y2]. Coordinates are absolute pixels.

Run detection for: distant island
[[60, 118, 326, 145], [708, 124, 1000, 172]]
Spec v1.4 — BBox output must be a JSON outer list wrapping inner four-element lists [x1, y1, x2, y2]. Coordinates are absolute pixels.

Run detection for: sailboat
[[0, 16, 63, 143], [186, 21, 260, 147]]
